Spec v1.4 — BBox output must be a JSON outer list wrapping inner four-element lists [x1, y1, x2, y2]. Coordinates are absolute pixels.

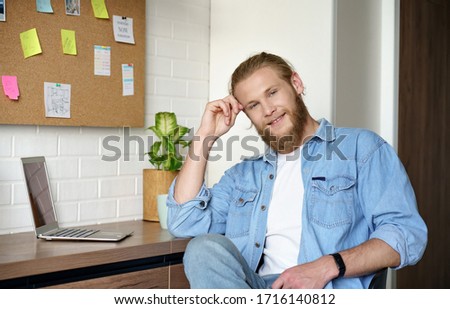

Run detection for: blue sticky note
[[36, 0, 54, 14]]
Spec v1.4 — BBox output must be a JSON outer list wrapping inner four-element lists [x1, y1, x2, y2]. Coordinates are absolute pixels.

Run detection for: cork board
[[0, 0, 145, 127]]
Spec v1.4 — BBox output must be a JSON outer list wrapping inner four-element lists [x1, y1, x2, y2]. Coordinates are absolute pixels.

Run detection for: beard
[[257, 94, 308, 153]]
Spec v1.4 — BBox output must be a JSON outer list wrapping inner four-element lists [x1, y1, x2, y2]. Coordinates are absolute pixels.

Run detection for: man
[[166, 52, 427, 289]]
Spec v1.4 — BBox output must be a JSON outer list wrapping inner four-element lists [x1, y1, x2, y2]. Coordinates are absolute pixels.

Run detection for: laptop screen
[[22, 157, 57, 229]]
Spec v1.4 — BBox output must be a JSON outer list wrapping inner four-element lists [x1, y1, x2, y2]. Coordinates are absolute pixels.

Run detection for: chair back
[[368, 268, 388, 289]]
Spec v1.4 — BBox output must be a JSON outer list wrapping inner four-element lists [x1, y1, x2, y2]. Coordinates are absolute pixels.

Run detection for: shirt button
[[255, 242, 261, 248], [238, 198, 244, 203], [269, 174, 274, 180], [261, 205, 266, 211]]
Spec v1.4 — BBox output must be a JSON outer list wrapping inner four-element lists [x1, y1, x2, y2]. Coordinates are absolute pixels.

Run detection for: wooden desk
[[0, 221, 190, 288]]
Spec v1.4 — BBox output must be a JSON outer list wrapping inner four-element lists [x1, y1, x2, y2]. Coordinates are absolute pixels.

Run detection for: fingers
[[223, 95, 243, 114], [222, 95, 243, 126], [271, 278, 283, 289], [207, 95, 243, 126]]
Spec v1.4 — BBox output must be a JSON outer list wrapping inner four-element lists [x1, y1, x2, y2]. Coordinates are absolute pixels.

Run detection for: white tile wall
[[0, 0, 210, 235]]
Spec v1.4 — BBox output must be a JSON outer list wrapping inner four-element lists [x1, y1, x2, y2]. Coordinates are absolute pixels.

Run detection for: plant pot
[[143, 169, 178, 222]]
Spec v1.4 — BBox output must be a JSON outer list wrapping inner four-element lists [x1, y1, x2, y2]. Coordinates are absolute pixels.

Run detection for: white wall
[[335, 0, 382, 132], [208, 0, 336, 185], [335, 0, 398, 147], [0, 0, 210, 235]]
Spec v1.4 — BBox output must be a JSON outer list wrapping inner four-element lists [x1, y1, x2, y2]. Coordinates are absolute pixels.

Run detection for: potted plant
[[143, 112, 191, 222]]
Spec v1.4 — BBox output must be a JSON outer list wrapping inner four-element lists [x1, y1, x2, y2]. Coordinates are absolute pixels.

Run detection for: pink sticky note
[[2, 76, 20, 100]]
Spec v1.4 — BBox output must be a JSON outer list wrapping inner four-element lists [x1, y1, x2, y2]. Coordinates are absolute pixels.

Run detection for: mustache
[[265, 113, 285, 126]]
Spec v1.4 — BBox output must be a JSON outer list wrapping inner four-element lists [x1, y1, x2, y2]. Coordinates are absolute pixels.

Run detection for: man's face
[[234, 67, 308, 153]]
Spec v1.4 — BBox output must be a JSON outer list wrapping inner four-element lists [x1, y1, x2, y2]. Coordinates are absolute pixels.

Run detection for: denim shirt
[[167, 119, 428, 288]]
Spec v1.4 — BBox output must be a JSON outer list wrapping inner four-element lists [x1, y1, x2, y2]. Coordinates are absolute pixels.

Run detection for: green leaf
[[155, 112, 178, 136], [167, 140, 176, 154], [147, 125, 163, 139], [172, 125, 191, 142], [150, 141, 161, 154], [163, 154, 182, 171], [178, 140, 191, 148]]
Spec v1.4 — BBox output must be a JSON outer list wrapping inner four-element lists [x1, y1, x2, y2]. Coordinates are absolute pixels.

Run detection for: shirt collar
[[312, 118, 336, 142], [263, 146, 277, 164]]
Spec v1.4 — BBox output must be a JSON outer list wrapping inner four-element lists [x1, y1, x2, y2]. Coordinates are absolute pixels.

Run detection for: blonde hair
[[229, 52, 295, 95]]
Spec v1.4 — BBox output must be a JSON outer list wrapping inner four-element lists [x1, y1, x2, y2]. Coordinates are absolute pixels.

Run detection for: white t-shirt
[[258, 147, 304, 276]]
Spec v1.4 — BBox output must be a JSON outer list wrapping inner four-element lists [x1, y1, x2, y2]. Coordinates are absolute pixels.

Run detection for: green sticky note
[[20, 28, 43, 59], [91, 0, 109, 19], [61, 29, 77, 55]]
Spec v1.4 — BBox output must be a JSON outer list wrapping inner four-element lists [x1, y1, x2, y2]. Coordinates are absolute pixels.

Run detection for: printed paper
[[122, 64, 134, 96], [44, 82, 71, 118], [94, 45, 111, 76], [65, 0, 80, 16], [2, 76, 20, 100], [0, 0, 6, 21], [113, 15, 135, 44]]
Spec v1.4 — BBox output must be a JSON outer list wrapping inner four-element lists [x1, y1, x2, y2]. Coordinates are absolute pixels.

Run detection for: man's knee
[[184, 234, 235, 266], [185, 234, 228, 256]]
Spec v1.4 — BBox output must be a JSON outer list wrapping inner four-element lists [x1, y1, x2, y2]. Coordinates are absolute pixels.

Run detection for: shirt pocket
[[309, 176, 355, 228], [226, 187, 258, 238]]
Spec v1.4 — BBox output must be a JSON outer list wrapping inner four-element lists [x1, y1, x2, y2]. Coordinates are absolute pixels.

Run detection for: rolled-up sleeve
[[166, 170, 235, 238], [359, 141, 428, 269]]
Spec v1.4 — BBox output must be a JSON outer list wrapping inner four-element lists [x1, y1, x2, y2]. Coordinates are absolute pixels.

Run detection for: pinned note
[[20, 28, 43, 59], [36, 0, 54, 13], [0, 0, 5, 22], [122, 64, 134, 96], [91, 0, 109, 19], [94, 45, 111, 76], [61, 29, 77, 55], [113, 15, 135, 44], [2, 76, 20, 100], [44, 82, 71, 118], [65, 0, 80, 16]]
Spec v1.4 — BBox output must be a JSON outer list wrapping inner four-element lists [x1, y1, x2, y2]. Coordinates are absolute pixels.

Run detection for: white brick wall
[[0, 0, 210, 235]]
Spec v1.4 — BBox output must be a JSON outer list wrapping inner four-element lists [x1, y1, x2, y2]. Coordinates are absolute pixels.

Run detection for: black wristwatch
[[330, 253, 346, 278]]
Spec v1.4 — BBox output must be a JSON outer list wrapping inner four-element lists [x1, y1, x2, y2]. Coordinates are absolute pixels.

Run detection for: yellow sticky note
[[91, 0, 109, 19], [61, 29, 77, 55], [20, 28, 43, 59]]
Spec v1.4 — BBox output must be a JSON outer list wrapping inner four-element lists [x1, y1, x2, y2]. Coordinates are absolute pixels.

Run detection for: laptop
[[21, 156, 133, 241]]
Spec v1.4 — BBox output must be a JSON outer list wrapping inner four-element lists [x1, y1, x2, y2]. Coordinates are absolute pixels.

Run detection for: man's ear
[[291, 72, 304, 95]]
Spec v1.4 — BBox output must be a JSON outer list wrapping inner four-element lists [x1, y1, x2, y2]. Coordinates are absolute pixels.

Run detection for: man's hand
[[197, 95, 243, 139], [271, 239, 400, 289], [271, 255, 338, 289], [173, 95, 243, 204]]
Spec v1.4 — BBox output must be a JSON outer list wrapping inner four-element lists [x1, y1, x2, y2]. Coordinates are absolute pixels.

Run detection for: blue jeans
[[183, 234, 278, 289]]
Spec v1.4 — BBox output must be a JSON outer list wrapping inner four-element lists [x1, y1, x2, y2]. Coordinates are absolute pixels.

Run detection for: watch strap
[[330, 253, 346, 278]]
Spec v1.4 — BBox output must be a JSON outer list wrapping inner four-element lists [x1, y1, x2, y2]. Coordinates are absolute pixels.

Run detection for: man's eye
[[269, 90, 277, 97], [248, 102, 259, 110]]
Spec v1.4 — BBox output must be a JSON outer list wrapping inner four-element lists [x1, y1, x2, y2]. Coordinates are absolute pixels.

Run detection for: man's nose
[[263, 101, 276, 116]]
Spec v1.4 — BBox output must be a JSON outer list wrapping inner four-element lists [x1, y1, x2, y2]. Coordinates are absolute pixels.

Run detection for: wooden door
[[397, 0, 450, 288]]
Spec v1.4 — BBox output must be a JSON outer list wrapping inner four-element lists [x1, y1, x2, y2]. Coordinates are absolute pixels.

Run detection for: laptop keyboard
[[48, 228, 99, 238]]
